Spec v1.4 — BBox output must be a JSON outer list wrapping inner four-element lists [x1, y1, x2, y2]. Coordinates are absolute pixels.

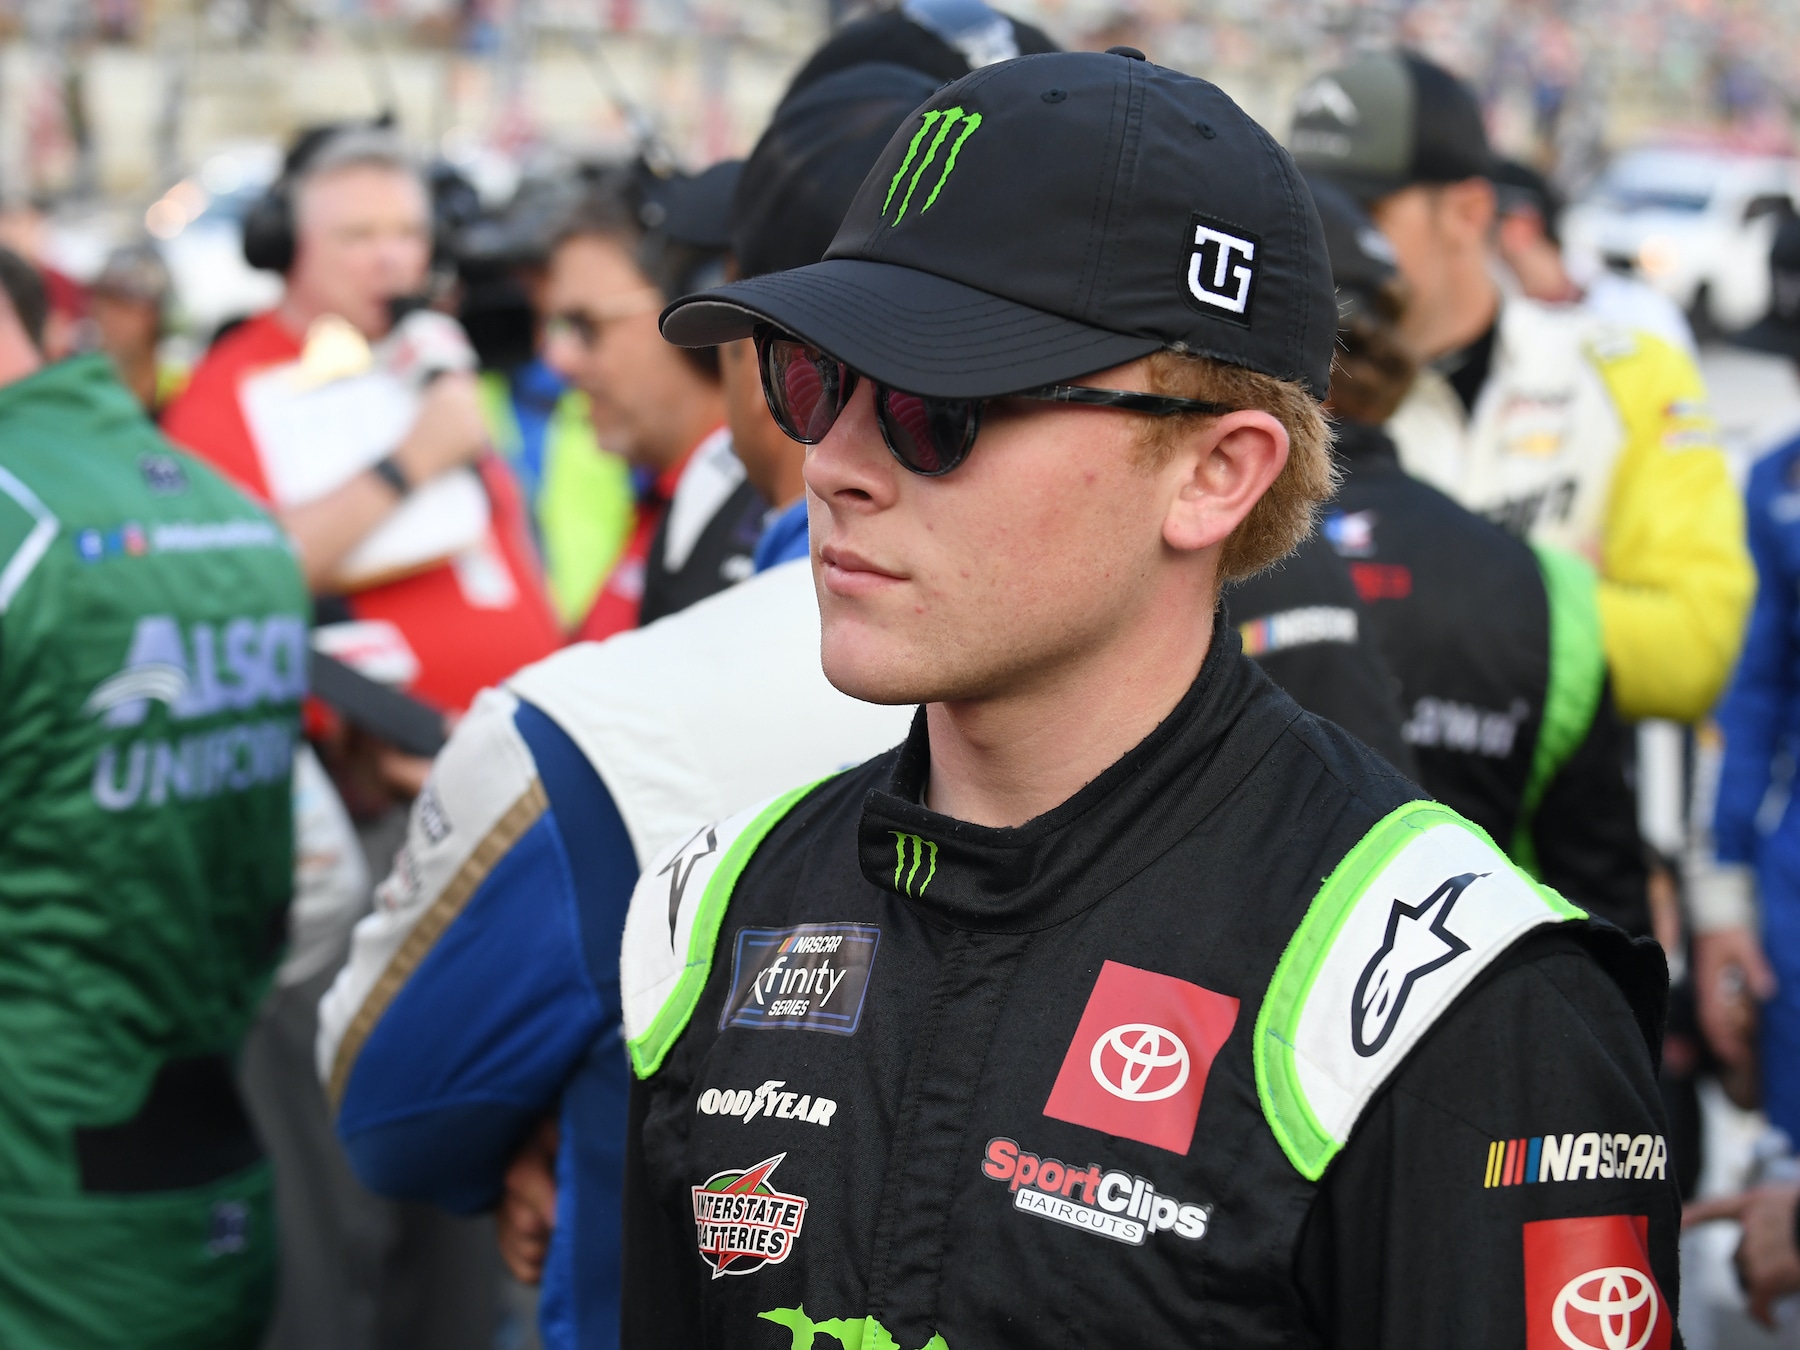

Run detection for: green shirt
[[0, 353, 305, 1184]]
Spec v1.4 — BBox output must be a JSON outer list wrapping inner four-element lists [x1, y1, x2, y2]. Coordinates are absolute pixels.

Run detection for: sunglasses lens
[[763, 337, 848, 444], [879, 389, 976, 476]]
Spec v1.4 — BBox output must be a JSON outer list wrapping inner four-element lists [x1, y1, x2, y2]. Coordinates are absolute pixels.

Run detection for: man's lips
[[818, 543, 908, 596]]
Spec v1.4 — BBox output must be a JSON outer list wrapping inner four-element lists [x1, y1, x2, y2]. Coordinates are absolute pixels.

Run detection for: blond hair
[[1136, 351, 1336, 582]]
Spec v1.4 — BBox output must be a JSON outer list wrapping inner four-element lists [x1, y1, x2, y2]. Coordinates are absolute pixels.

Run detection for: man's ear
[[1445, 177, 1498, 249], [1161, 410, 1289, 554]]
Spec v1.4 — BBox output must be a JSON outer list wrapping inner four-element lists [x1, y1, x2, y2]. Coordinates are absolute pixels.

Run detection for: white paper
[[239, 362, 490, 589]]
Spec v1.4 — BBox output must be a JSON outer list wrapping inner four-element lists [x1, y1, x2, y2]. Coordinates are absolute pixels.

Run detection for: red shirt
[[162, 313, 562, 713]]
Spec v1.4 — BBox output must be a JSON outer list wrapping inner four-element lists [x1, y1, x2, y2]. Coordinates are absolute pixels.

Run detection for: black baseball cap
[[735, 63, 947, 281], [640, 159, 743, 249], [1290, 51, 1492, 204], [1304, 174, 1399, 323], [1731, 213, 1800, 361], [662, 49, 1336, 400], [1491, 157, 1565, 245], [784, 0, 1058, 102]]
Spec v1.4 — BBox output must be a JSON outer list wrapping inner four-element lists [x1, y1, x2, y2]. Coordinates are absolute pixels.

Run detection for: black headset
[[240, 114, 398, 275]]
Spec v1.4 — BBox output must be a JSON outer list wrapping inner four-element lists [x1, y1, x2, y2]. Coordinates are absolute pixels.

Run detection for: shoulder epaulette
[[1255, 801, 1585, 1179]]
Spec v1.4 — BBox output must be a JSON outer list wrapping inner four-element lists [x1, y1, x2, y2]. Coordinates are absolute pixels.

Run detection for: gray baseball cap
[[1289, 51, 1492, 204]]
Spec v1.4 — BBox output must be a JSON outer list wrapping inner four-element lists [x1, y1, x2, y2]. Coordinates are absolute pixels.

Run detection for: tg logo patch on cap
[[1184, 213, 1261, 326], [1043, 959, 1239, 1154]]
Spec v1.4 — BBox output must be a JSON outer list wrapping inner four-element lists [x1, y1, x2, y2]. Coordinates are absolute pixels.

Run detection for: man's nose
[[544, 328, 581, 380], [802, 380, 901, 513]]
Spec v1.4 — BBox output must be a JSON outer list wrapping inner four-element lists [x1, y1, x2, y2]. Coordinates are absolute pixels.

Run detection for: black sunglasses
[[753, 327, 1235, 477]]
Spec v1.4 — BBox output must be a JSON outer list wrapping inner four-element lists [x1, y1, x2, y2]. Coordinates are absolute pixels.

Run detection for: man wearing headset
[[162, 126, 562, 715], [163, 125, 554, 1350]]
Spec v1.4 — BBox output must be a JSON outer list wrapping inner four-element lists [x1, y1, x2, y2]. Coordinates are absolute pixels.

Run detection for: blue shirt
[[336, 496, 816, 1350], [1716, 433, 1800, 874], [751, 498, 809, 573]]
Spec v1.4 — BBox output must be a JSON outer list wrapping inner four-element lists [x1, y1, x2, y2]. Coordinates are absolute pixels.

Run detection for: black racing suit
[[619, 627, 1679, 1349], [1328, 421, 1649, 936], [639, 477, 767, 626], [1226, 529, 1416, 776]]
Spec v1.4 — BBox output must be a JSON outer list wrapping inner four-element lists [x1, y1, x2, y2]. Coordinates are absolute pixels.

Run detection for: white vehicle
[[1563, 147, 1798, 334]]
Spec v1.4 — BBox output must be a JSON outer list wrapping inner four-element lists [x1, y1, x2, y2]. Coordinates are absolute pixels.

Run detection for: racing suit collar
[[856, 612, 1294, 933], [1331, 420, 1404, 472]]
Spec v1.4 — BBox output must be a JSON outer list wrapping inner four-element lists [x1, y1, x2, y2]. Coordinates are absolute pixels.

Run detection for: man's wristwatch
[[370, 454, 412, 499]]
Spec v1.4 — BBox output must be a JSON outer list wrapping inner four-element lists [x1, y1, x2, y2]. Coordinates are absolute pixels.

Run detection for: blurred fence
[[0, 0, 1794, 210]]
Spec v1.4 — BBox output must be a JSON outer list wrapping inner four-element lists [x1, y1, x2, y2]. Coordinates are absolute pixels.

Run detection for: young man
[[0, 248, 306, 1348], [1291, 51, 1750, 725], [629, 49, 1678, 1347], [315, 64, 940, 1350]]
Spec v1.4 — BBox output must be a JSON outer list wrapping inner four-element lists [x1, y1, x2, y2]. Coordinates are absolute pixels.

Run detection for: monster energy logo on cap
[[892, 832, 938, 897], [882, 107, 984, 225]]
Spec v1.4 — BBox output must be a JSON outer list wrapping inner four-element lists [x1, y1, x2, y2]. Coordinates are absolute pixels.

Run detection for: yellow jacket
[[1388, 296, 1752, 722]]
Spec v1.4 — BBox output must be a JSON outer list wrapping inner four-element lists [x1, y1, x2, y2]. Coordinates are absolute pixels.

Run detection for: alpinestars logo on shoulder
[[691, 1153, 808, 1278]]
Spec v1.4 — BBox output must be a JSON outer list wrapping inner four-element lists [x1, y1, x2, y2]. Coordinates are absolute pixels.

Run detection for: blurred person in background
[[456, 201, 636, 630], [162, 124, 561, 718], [1224, 531, 1414, 772], [781, 0, 1056, 100], [0, 247, 306, 1348], [1688, 214, 1800, 1163], [1292, 50, 1752, 728], [0, 196, 88, 361], [89, 240, 187, 415], [163, 123, 547, 1350], [549, 162, 764, 641], [1304, 173, 1649, 938], [315, 62, 941, 1350], [1489, 157, 1697, 357]]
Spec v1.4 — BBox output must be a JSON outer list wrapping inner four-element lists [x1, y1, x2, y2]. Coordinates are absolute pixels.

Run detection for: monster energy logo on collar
[[882, 107, 983, 225], [891, 832, 938, 896]]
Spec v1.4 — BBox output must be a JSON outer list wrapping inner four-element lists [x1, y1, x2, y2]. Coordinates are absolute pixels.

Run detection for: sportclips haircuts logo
[[691, 1153, 807, 1279], [881, 107, 983, 225], [982, 1137, 1209, 1247]]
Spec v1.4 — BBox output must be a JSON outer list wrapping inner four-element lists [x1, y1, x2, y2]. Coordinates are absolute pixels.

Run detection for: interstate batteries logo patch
[[691, 1153, 808, 1278], [720, 923, 879, 1036]]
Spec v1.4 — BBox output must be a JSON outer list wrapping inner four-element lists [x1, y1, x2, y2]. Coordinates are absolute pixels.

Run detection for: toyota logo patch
[[1552, 1267, 1658, 1350], [1523, 1214, 1669, 1350], [1043, 960, 1239, 1155], [1091, 1023, 1191, 1102]]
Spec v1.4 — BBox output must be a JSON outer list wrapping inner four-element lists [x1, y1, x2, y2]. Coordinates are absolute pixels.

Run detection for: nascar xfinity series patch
[[691, 1153, 808, 1278], [720, 922, 879, 1036]]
